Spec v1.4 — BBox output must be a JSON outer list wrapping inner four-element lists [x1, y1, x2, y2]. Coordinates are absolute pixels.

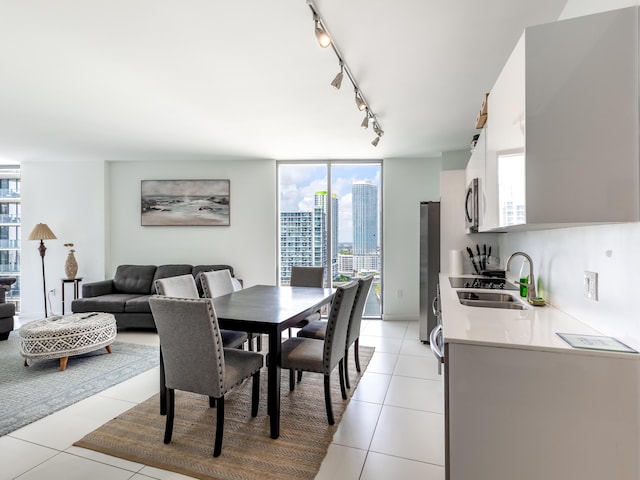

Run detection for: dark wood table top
[[213, 284, 335, 332]]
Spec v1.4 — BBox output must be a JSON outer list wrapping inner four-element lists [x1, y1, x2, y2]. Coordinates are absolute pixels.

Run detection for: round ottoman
[[20, 312, 117, 371]]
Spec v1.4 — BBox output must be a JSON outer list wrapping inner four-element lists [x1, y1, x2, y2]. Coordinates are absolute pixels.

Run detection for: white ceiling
[[0, 0, 568, 163]]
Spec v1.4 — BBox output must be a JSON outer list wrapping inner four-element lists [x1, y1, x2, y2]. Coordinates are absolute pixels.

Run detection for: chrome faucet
[[505, 252, 537, 303]]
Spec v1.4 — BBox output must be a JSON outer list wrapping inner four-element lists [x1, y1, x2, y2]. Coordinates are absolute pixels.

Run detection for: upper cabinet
[[477, 7, 640, 232]]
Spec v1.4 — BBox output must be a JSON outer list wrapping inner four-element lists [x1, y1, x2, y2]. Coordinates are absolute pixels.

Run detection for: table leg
[[267, 331, 281, 439], [105, 345, 112, 354]]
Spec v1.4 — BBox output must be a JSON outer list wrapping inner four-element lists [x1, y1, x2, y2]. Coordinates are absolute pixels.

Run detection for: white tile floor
[[0, 320, 445, 480]]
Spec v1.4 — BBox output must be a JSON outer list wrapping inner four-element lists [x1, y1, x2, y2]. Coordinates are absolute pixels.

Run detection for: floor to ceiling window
[[0, 165, 20, 312], [277, 161, 382, 317]]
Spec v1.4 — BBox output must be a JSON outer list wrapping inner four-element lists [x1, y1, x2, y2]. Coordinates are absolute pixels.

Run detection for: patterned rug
[[74, 345, 374, 480], [0, 330, 159, 436]]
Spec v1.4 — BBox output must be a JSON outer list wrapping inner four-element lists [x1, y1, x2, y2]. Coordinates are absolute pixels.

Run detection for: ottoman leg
[[24, 359, 28, 367], [105, 345, 112, 354], [60, 357, 69, 371]]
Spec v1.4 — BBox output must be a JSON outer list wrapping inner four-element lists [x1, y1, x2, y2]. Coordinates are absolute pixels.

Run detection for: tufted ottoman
[[20, 312, 117, 371]]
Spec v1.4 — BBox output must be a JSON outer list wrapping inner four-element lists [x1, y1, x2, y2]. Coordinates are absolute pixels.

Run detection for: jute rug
[[0, 331, 159, 436], [75, 345, 374, 480]]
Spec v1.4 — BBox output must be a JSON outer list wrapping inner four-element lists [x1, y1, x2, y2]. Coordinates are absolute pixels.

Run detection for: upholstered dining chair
[[297, 274, 373, 389], [288, 266, 325, 336], [280, 280, 358, 425], [148, 296, 263, 457], [155, 274, 247, 349], [199, 269, 260, 351]]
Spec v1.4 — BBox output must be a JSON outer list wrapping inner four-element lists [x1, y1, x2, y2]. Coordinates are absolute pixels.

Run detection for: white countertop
[[440, 273, 640, 358]]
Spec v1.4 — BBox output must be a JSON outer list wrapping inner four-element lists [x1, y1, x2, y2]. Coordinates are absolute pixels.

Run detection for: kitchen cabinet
[[446, 342, 640, 480], [439, 272, 640, 480], [479, 7, 640, 231]]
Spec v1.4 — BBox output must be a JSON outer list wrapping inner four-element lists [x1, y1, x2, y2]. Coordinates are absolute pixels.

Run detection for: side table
[[61, 277, 83, 314]]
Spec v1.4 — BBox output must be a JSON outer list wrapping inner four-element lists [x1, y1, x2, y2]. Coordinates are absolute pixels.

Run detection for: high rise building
[[314, 191, 338, 276], [279, 211, 314, 283], [352, 181, 379, 275], [0, 166, 20, 311]]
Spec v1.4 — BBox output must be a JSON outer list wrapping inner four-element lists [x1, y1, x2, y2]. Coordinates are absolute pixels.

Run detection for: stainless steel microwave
[[465, 178, 479, 233]]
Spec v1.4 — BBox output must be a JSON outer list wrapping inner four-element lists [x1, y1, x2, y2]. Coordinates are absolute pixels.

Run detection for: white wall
[[383, 156, 441, 321], [20, 159, 276, 320], [21, 161, 107, 319], [107, 160, 276, 286]]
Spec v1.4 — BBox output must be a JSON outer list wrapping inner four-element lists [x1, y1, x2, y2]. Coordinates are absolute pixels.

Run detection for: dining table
[[159, 284, 335, 439]]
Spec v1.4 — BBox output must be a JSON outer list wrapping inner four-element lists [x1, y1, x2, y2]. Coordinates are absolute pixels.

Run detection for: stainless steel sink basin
[[457, 291, 528, 310]]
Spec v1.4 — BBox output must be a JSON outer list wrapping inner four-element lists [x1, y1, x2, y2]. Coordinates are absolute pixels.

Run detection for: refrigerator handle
[[432, 296, 439, 317]]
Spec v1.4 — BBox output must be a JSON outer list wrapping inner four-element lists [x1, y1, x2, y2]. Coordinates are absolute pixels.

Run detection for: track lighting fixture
[[355, 91, 367, 111], [361, 111, 369, 129], [331, 62, 344, 89], [307, 0, 384, 147], [314, 14, 331, 48]]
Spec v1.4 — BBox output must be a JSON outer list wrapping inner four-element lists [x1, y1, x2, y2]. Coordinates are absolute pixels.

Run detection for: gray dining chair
[[297, 274, 374, 389], [288, 266, 325, 336], [155, 274, 247, 349], [280, 280, 358, 425], [199, 269, 261, 351], [148, 295, 263, 457]]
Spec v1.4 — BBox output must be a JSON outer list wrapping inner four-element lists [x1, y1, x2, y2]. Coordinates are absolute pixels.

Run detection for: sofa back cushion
[[113, 265, 158, 294], [192, 265, 235, 297], [152, 264, 194, 294]]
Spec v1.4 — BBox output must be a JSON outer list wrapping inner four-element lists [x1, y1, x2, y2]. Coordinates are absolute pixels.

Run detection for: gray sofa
[[71, 264, 236, 330]]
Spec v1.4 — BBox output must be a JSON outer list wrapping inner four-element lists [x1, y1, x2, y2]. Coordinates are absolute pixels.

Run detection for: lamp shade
[[28, 223, 57, 241]]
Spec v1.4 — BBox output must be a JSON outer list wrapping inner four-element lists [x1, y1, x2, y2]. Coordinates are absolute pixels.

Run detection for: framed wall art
[[141, 179, 230, 226]]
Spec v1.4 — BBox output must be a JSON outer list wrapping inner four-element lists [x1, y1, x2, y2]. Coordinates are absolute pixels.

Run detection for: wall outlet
[[584, 271, 598, 301]]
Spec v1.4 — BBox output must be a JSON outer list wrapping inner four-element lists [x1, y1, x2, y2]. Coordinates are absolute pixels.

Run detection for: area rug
[[74, 345, 374, 480], [0, 331, 159, 437]]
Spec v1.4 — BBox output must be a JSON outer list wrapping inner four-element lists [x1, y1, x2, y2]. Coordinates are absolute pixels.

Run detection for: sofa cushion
[[151, 264, 194, 294], [124, 295, 152, 313], [113, 265, 157, 294], [192, 265, 235, 296], [71, 294, 141, 313]]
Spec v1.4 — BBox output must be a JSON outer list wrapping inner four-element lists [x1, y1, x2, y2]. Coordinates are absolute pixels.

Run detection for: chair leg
[[324, 374, 335, 425], [213, 396, 225, 457], [289, 369, 295, 391], [297, 370, 303, 382], [164, 388, 175, 444], [344, 347, 351, 389], [354, 338, 361, 372], [251, 371, 260, 417], [256, 335, 262, 351], [209, 396, 216, 408], [338, 359, 347, 400], [247, 333, 254, 351]]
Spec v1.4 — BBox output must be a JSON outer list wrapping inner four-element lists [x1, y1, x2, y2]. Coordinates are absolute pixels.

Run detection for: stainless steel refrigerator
[[419, 201, 440, 342]]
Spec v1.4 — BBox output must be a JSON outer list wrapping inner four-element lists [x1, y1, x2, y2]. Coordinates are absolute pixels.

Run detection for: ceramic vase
[[65, 251, 78, 279]]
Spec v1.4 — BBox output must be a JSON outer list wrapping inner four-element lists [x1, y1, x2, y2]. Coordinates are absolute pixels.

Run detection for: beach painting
[[141, 179, 230, 226]]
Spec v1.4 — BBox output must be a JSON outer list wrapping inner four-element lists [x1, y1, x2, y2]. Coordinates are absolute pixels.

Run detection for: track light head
[[373, 122, 384, 137], [331, 62, 344, 89], [355, 91, 367, 111], [371, 136, 381, 147], [314, 15, 331, 48], [361, 111, 369, 129]]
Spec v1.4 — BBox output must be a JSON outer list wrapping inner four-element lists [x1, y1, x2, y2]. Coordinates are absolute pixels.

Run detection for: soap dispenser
[[518, 259, 529, 298]]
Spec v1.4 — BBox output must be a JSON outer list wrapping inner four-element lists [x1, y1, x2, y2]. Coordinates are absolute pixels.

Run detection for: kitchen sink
[[457, 291, 528, 310]]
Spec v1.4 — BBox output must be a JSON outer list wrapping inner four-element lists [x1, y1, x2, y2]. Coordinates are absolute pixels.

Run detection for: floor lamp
[[27, 223, 57, 317]]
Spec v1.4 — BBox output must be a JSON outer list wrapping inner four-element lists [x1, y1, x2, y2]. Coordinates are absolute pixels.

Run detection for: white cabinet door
[[446, 342, 640, 479], [525, 6, 639, 225], [483, 34, 525, 231]]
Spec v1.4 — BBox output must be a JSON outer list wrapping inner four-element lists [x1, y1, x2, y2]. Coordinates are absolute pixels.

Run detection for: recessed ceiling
[[0, 0, 567, 162]]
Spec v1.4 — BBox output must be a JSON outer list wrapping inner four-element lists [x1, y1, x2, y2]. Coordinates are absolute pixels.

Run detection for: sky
[[278, 163, 381, 242]]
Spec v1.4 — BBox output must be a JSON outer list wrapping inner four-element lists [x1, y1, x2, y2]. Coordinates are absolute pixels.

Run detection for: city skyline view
[[278, 163, 381, 243]]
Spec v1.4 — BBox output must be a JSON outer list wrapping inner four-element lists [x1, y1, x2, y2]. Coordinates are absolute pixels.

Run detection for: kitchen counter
[[440, 273, 640, 357]]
